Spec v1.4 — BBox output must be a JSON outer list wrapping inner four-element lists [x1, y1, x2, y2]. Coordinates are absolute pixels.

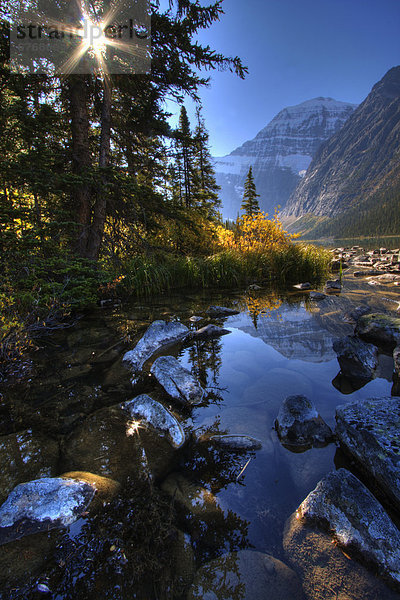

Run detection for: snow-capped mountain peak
[[214, 97, 357, 219]]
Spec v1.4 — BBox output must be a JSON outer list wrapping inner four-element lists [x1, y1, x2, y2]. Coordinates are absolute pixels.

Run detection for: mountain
[[282, 66, 400, 236], [214, 98, 357, 220]]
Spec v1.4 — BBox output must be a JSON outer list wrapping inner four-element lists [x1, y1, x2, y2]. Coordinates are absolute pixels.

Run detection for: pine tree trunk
[[86, 80, 112, 260], [68, 75, 93, 257]]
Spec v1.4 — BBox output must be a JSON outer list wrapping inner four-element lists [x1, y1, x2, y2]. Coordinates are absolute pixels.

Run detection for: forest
[[0, 1, 330, 377]]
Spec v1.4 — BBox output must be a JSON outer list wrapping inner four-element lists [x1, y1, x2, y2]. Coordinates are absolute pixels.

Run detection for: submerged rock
[[297, 468, 400, 588], [208, 434, 262, 451], [61, 471, 120, 509], [206, 306, 239, 317], [275, 395, 333, 448], [122, 320, 189, 373], [63, 406, 147, 482], [187, 550, 303, 600], [342, 305, 372, 324], [122, 394, 185, 448], [0, 430, 59, 504], [161, 472, 220, 519], [150, 356, 204, 406], [309, 291, 326, 300], [190, 324, 231, 339], [336, 397, 400, 511], [0, 478, 95, 545], [355, 313, 400, 349], [333, 335, 378, 380]]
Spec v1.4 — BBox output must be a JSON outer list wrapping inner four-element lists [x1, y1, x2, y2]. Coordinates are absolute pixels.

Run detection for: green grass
[[119, 244, 331, 297]]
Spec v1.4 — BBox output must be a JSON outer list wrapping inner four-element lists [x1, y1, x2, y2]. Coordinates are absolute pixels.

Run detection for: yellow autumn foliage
[[216, 211, 298, 253]]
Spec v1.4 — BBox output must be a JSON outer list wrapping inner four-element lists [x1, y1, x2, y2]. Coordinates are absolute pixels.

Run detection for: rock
[[208, 434, 262, 451], [354, 270, 382, 277], [0, 478, 95, 545], [275, 395, 333, 448], [122, 394, 185, 449], [61, 471, 120, 510], [293, 282, 311, 290], [161, 473, 220, 519], [123, 320, 189, 373], [325, 279, 342, 293], [187, 550, 303, 600], [367, 274, 400, 285], [62, 406, 148, 482], [394, 346, 400, 376], [150, 356, 204, 406], [206, 306, 240, 317], [342, 305, 371, 324], [332, 335, 378, 380], [283, 513, 400, 600], [190, 324, 231, 339], [309, 291, 326, 300], [297, 468, 400, 587], [336, 397, 400, 511], [0, 430, 59, 504], [355, 313, 400, 348], [189, 316, 203, 322], [168, 529, 195, 596]]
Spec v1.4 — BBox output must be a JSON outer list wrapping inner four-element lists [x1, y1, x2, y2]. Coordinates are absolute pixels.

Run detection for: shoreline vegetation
[[0, 212, 331, 381]]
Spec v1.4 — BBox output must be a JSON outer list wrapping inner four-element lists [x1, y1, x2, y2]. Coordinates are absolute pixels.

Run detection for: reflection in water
[[0, 276, 398, 599]]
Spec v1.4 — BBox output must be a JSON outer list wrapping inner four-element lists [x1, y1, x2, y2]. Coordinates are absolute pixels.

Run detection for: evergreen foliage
[[301, 187, 400, 239], [241, 166, 260, 215]]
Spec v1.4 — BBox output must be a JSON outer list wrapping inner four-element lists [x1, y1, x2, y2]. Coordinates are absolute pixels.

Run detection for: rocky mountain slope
[[282, 66, 400, 233], [214, 98, 357, 220]]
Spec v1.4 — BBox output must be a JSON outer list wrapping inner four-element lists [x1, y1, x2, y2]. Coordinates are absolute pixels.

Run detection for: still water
[[0, 269, 399, 599]]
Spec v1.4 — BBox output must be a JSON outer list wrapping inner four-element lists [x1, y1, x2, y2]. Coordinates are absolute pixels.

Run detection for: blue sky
[[164, 0, 400, 156]]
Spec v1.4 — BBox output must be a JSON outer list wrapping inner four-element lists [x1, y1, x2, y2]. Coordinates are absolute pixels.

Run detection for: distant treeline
[[302, 188, 400, 239]]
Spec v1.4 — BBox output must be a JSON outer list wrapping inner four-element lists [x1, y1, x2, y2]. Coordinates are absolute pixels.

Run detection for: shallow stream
[[0, 267, 399, 599]]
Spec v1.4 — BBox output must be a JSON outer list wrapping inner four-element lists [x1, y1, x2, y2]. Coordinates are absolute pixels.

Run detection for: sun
[[80, 16, 107, 57]]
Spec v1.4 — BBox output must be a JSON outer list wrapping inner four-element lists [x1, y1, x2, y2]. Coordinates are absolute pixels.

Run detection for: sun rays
[[54, 0, 150, 76]]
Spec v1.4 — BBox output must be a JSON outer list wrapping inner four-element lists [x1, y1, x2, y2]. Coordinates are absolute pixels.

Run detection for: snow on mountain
[[214, 97, 357, 220]]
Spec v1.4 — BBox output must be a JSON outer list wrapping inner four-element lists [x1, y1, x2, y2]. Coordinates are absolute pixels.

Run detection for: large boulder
[[355, 313, 400, 349], [0, 430, 59, 504], [187, 550, 303, 600], [336, 397, 400, 511], [297, 468, 400, 588], [150, 356, 204, 406], [122, 320, 189, 373], [275, 395, 333, 449], [284, 514, 400, 600], [332, 335, 378, 380], [0, 477, 95, 545], [122, 394, 186, 449], [62, 406, 147, 482]]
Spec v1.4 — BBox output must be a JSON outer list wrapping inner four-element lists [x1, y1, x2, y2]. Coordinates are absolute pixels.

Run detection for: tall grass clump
[[118, 241, 330, 298]]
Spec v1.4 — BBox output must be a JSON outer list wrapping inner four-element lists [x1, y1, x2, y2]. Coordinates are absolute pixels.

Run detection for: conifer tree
[[193, 106, 221, 218], [177, 106, 194, 208], [241, 166, 260, 215]]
